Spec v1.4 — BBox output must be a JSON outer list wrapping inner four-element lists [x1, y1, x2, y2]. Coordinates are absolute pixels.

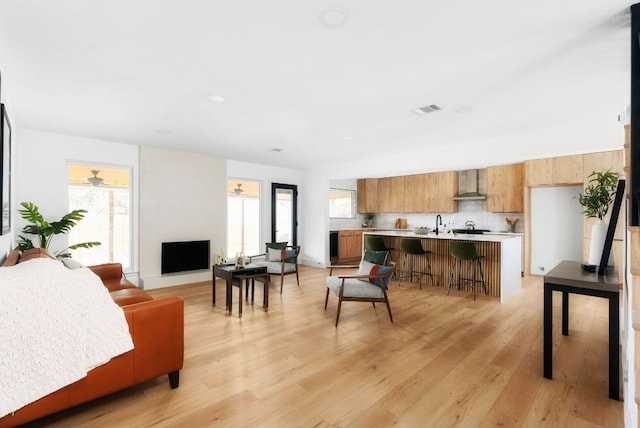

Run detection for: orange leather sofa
[[0, 262, 184, 427]]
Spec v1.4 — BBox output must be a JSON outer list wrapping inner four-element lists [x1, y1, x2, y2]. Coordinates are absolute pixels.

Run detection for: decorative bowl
[[414, 227, 431, 234]]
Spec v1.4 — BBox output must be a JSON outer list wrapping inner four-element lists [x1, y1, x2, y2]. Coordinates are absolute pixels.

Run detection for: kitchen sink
[[451, 229, 491, 234]]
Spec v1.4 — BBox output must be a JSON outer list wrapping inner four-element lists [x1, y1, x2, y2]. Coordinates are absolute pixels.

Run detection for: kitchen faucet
[[435, 214, 442, 235]]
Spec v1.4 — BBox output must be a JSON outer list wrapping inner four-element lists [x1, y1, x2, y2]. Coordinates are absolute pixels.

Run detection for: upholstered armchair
[[249, 243, 300, 293], [325, 255, 395, 327]]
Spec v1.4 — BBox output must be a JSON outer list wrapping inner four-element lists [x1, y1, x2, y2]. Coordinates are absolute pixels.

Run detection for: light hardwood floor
[[27, 266, 623, 427]]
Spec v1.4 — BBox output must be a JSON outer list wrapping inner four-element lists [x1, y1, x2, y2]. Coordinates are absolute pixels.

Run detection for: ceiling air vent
[[413, 104, 443, 115]]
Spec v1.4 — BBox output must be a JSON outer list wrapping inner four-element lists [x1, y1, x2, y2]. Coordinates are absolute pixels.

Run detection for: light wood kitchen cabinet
[[423, 173, 437, 212], [338, 230, 363, 262], [583, 150, 624, 178], [404, 173, 426, 212], [487, 163, 524, 212], [552, 154, 583, 185], [357, 178, 379, 214], [525, 158, 553, 186], [429, 171, 458, 213], [378, 176, 405, 213], [525, 155, 583, 186]]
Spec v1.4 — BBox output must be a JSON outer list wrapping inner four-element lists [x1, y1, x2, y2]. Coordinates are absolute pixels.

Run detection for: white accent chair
[[249, 243, 300, 293], [325, 258, 395, 327]]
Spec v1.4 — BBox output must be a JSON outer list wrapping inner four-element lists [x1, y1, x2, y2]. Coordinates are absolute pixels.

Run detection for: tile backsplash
[[363, 200, 524, 233]]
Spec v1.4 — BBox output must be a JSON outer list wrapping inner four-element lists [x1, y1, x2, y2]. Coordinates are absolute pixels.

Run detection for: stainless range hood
[[452, 169, 486, 201]]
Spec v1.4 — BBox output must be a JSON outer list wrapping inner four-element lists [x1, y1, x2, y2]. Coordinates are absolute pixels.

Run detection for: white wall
[[14, 129, 140, 271], [301, 168, 330, 267], [530, 186, 584, 275], [139, 146, 226, 289]]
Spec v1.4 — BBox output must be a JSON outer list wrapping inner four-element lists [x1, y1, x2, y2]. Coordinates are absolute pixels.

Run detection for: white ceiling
[[0, 1, 633, 170]]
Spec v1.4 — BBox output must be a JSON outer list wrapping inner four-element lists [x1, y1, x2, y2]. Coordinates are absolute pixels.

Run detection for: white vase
[[588, 219, 608, 265]]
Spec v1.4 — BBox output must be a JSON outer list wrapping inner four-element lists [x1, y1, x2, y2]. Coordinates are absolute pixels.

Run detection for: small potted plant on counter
[[363, 213, 375, 228]]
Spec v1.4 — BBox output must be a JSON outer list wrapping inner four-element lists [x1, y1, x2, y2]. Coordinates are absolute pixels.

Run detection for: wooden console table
[[543, 260, 620, 400]]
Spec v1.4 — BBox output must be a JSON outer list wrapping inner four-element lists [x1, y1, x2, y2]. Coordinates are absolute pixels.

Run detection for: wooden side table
[[213, 264, 268, 317]]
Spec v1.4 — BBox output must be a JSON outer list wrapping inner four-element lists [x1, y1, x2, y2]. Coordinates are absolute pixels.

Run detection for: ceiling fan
[[87, 170, 104, 187], [233, 183, 244, 195]]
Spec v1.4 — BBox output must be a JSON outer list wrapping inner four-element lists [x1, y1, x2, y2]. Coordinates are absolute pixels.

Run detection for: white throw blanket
[[0, 258, 134, 417]]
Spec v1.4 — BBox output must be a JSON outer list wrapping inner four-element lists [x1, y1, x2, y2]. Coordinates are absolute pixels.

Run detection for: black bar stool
[[447, 240, 487, 300], [398, 238, 433, 289]]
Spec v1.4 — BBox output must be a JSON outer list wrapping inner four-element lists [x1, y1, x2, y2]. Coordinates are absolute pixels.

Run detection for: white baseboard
[[139, 269, 211, 290]]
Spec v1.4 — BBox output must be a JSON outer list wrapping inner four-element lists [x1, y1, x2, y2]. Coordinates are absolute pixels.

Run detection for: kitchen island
[[364, 230, 522, 302]]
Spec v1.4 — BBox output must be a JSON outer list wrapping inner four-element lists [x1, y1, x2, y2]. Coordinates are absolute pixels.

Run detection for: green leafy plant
[[16, 201, 101, 258], [577, 170, 620, 220]]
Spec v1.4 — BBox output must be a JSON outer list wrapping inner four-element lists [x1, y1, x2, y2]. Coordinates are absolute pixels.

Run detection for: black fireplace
[[161, 240, 210, 274]]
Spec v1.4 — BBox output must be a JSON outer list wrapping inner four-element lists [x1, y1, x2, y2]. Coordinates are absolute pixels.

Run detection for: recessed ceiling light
[[319, 8, 349, 28], [271, 148, 283, 152], [207, 94, 225, 103], [455, 106, 473, 114], [343, 136, 354, 140]]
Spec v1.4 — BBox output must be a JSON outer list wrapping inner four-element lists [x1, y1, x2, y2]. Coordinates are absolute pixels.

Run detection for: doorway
[[271, 183, 297, 245], [530, 186, 583, 275]]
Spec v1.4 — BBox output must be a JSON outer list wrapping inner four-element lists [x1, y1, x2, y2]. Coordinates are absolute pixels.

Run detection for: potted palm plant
[[16, 201, 101, 259], [577, 170, 619, 265]]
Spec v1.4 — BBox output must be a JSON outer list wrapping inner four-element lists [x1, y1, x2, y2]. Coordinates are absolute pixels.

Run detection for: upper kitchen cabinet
[[431, 171, 459, 213], [357, 178, 379, 214], [552, 154, 583, 185], [378, 176, 405, 213], [583, 150, 624, 178], [525, 158, 553, 186], [525, 154, 583, 186], [487, 163, 524, 212], [404, 173, 426, 213]]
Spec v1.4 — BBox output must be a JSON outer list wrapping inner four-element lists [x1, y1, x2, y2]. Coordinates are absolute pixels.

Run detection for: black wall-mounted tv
[[161, 240, 210, 274]]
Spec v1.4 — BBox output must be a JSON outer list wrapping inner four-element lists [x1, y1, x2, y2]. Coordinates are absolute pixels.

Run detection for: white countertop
[[364, 230, 521, 242]]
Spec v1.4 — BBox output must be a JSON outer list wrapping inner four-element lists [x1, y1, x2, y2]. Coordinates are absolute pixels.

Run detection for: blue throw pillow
[[358, 261, 392, 289], [373, 265, 393, 289], [285, 249, 297, 263]]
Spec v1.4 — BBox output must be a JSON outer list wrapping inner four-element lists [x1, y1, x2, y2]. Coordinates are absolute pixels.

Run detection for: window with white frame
[[68, 164, 131, 268], [227, 179, 261, 258], [329, 188, 356, 218]]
